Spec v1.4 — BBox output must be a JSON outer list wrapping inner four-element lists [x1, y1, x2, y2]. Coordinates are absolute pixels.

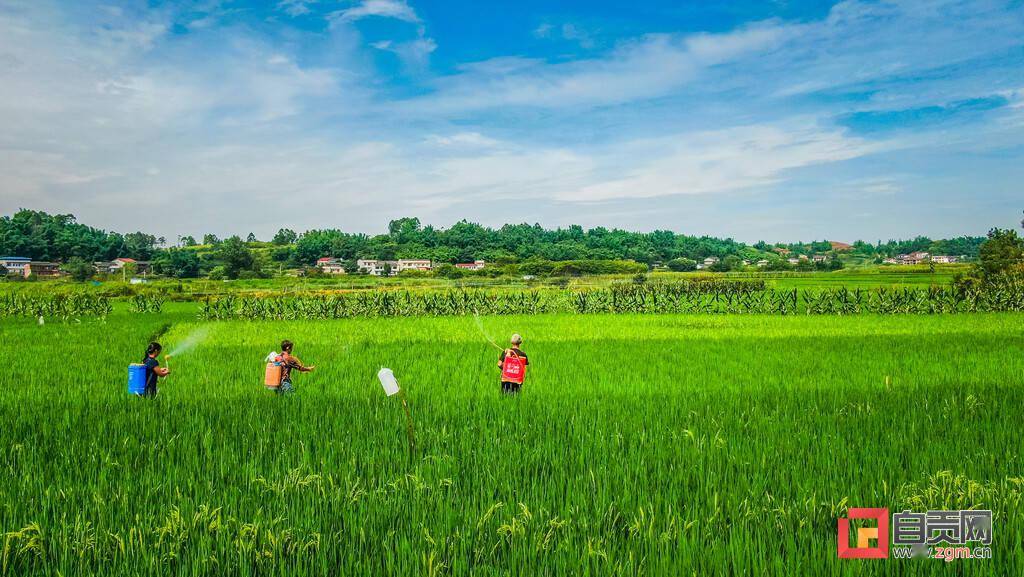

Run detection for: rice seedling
[[0, 310, 1021, 575]]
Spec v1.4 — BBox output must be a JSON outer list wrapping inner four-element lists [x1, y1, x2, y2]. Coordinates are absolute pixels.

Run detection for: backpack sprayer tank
[[128, 364, 146, 395], [264, 352, 283, 388]]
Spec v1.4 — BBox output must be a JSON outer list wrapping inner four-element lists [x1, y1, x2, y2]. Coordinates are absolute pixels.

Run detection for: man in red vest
[[498, 333, 529, 394]]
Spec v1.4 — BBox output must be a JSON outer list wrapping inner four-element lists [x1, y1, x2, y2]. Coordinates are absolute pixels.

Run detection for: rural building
[[787, 258, 800, 265], [756, 259, 769, 267], [883, 258, 899, 264], [396, 259, 432, 272], [702, 257, 719, 267], [931, 255, 958, 264], [812, 255, 828, 263], [455, 260, 486, 270], [316, 257, 346, 275], [101, 258, 151, 275], [1, 256, 30, 276], [357, 259, 398, 276], [24, 262, 62, 278], [897, 252, 930, 265]]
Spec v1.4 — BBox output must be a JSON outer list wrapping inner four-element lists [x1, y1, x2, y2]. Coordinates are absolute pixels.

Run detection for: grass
[[1, 312, 1021, 575]]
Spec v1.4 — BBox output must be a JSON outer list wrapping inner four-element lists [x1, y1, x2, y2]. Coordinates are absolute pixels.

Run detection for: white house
[[0, 256, 30, 276], [703, 257, 719, 267], [897, 252, 930, 265], [396, 259, 432, 272], [105, 257, 151, 275], [756, 259, 769, 267], [356, 259, 398, 276], [931, 255, 958, 264], [316, 257, 346, 275], [455, 260, 486, 271]]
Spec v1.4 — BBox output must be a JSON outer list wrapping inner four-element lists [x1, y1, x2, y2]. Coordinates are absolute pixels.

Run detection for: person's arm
[[290, 355, 315, 372], [497, 350, 505, 368]]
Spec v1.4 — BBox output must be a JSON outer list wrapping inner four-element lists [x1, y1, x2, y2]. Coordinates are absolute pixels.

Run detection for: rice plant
[[0, 311, 1021, 575]]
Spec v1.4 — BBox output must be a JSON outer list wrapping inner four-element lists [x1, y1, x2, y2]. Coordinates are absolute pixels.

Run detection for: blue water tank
[[128, 364, 147, 395]]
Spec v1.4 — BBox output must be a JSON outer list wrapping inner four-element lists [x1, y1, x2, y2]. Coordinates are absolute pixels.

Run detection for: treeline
[[0, 210, 160, 262], [0, 210, 989, 280]]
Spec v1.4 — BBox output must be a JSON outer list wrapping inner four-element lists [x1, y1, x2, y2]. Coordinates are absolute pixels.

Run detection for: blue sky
[[0, 0, 1022, 242]]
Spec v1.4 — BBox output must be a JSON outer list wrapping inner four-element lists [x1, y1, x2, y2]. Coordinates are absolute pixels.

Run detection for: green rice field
[[1, 310, 1022, 575]]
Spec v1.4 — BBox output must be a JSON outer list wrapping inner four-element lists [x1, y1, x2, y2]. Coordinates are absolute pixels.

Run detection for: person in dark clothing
[[498, 333, 529, 394], [278, 340, 314, 394], [142, 342, 170, 397]]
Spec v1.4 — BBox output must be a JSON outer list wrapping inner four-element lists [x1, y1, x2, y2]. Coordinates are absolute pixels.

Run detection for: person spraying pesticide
[[137, 342, 170, 398], [498, 334, 529, 395], [265, 340, 315, 395]]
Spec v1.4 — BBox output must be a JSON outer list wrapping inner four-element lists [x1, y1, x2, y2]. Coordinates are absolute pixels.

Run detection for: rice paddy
[[1, 310, 1022, 575]]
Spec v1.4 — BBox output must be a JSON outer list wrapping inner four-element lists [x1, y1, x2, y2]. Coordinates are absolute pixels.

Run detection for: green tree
[[62, 257, 94, 282], [272, 228, 298, 245], [977, 228, 1024, 279], [246, 233, 258, 243], [203, 234, 220, 246], [216, 236, 258, 280], [180, 235, 197, 247], [152, 249, 201, 278], [666, 258, 697, 272]]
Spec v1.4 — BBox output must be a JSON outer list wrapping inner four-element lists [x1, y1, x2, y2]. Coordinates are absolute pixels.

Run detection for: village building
[[897, 251, 930, 265], [455, 260, 486, 271], [812, 255, 828, 263], [356, 259, 398, 276], [0, 256, 31, 276], [24, 261, 62, 278], [396, 259, 432, 272], [316, 257, 347, 275], [930, 255, 958, 264], [756, 259, 769, 267], [98, 257, 151, 275]]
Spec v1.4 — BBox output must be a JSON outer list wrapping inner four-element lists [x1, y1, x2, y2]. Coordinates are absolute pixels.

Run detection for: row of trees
[[0, 210, 997, 280], [0, 210, 160, 262]]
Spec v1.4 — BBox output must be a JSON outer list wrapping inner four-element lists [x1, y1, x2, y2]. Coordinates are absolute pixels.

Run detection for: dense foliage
[[0, 210, 159, 262], [0, 210, 988, 280]]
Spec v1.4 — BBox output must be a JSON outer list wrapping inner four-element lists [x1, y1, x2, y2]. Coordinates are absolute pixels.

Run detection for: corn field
[[0, 293, 113, 319], [197, 285, 1024, 320]]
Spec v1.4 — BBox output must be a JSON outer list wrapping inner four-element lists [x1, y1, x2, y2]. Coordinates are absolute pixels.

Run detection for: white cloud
[[333, 0, 420, 23], [278, 0, 317, 17], [556, 121, 879, 202], [372, 35, 436, 68], [407, 23, 787, 113]]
